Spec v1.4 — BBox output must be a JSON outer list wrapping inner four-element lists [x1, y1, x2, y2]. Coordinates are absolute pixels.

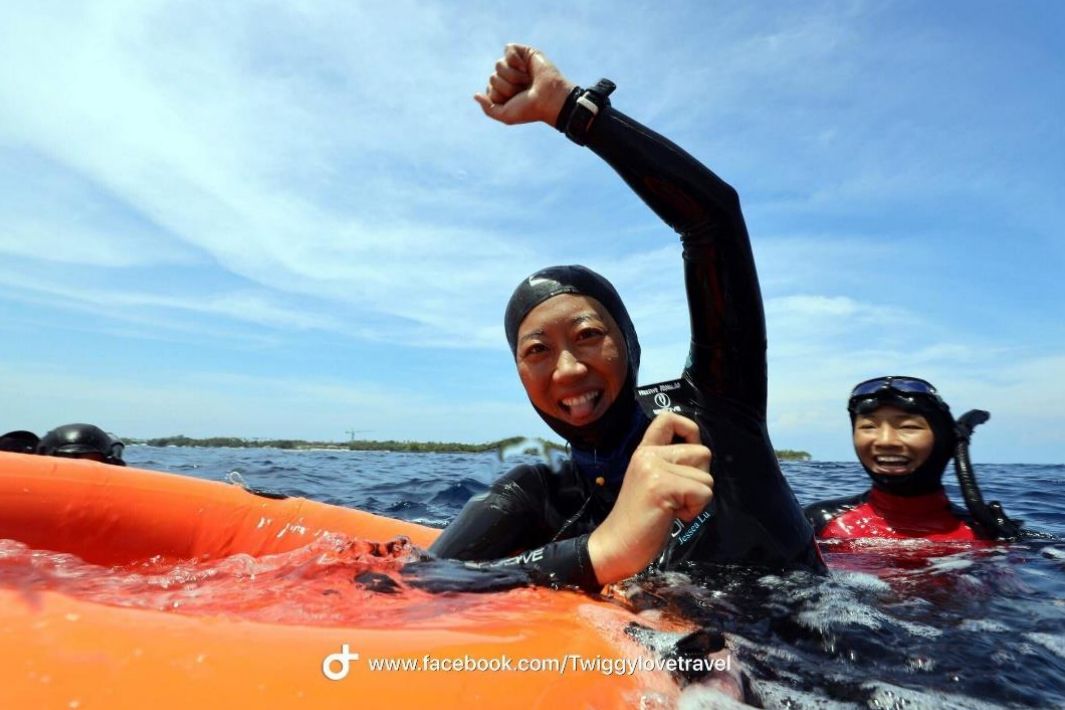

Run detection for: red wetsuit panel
[[819, 489, 979, 542]]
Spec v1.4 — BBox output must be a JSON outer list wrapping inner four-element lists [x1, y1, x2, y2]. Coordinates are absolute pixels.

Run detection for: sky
[[1, 1, 1062, 463]]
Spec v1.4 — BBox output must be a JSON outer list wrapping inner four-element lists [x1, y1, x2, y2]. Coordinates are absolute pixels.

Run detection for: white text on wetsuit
[[484, 547, 544, 567]]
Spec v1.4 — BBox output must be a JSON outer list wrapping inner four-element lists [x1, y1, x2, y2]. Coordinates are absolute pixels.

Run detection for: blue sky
[[1, 1, 1062, 462]]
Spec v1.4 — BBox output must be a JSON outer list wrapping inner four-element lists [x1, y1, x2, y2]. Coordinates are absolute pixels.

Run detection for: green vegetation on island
[[124, 435, 811, 460], [776, 449, 812, 461], [125, 435, 567, 456]]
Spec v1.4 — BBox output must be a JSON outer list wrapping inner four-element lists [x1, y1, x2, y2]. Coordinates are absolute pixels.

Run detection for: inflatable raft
[[0, 452, 686, 708]]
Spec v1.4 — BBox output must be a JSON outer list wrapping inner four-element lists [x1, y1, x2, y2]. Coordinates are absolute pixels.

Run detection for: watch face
[[593, 79, 616, 96], [566, 82, 613, 145]]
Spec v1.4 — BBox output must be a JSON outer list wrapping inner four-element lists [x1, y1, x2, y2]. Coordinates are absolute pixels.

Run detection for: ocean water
[[23, 447, 1065, 706]]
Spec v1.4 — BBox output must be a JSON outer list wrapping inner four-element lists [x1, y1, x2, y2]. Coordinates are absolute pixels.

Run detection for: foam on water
[[1042, 545, 1065, 560], [1025, 632, 1065, 660], [863, 681, 1010, 710], [0, 534, 535, 627]]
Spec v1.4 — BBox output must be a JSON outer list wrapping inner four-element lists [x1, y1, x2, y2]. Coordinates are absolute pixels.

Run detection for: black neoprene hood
[[38, 423, 112, 456], [504, 265, 640, 372], [503, 265, 642, 450], [850, 391, 957, 496], [0, 430, 38, 453]]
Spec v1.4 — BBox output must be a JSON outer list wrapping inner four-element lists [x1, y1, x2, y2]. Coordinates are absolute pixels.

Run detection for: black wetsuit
[[430, 103, 819, 588]]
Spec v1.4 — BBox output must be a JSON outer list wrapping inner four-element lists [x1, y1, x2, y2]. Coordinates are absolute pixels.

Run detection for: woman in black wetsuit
[[430, 44, 820, 588]]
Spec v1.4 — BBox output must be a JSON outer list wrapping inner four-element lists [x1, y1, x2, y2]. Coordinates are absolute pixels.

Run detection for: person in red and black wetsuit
[[804, 376, 1027, 542], [429, 44, 821, 589]]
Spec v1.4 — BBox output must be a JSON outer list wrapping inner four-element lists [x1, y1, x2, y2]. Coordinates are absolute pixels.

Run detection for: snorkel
[[953, 409, 1025, 540], [848, 377, 1025, 540]]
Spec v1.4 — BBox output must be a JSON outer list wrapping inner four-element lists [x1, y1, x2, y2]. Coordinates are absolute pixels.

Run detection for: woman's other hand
[[474, 43, 575, 126], [588, 412, 714, 584]]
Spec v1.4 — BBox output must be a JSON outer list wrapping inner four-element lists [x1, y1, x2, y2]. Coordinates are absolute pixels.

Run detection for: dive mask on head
[[847, 376, 956, 496], [848, 376, 949, 416]]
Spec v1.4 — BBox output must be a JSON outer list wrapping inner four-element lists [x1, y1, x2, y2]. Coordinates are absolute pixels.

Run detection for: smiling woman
[[804, 376, 1036, 542], [504, 265, 640, 452], [428, 44, 821, 589], [515, 293, 628, 428], [852, 405, 936, 478]]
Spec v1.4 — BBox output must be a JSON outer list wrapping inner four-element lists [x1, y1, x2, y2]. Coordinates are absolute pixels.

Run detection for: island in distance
[[124, 435, 812, 461]]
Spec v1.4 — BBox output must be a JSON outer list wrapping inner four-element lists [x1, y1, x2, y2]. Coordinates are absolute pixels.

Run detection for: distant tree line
[[124, 435, 810, 460], [125, 434, 568, 455], [775, 449, 812, 461]]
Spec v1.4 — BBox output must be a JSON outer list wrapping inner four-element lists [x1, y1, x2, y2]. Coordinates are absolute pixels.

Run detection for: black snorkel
[[952, 409, 1025, 540]]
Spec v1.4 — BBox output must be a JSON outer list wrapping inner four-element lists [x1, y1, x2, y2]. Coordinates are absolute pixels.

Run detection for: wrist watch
[[563, 78, 616, 146]]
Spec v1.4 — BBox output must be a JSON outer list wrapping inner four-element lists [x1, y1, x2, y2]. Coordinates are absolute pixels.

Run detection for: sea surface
[[13, 447, 1065, 707]]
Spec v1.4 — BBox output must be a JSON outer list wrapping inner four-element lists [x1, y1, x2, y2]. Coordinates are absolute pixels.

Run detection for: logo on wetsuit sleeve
[[484, 547, 545, 568], [670, 510, 712, 545], [638, 380, 685, 416]]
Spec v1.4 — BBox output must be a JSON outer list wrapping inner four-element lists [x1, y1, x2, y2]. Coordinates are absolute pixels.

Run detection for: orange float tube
[[0, 452, 682, 708]]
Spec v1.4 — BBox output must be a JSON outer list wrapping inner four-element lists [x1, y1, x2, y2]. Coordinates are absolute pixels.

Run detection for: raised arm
[[582, 111, 767, 414], [477, 45, 767, 415], [444, 47, 718, 586]]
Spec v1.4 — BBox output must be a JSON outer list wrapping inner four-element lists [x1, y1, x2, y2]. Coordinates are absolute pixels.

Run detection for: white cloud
[[0, 1, 581, 349], [0, 266, 342, 335]]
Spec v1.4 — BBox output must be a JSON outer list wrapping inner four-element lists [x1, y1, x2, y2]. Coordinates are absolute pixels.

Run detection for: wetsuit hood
[[504, 265, 644, 456], [849, 392, 957, 497], [38, 423, 126, 466], [0, 430, 39, 454]]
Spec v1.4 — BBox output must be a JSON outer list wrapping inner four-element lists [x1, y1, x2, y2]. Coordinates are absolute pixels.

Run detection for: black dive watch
[[559, 78, 615, 146]]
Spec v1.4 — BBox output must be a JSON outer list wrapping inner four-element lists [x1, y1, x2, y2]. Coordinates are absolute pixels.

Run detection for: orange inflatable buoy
[[0, 452, 685, 708]]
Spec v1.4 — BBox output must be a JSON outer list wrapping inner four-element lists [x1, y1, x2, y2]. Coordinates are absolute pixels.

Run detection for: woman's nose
[[553, 349, 588, 380], [874, 424, 902, 447]]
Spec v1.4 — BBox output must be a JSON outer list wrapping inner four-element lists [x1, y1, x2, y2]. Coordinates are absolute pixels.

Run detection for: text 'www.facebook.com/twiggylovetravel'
[[321, 644, 732, 680]]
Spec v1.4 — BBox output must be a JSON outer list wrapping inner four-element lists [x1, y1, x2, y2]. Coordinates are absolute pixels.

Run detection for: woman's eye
[[577, 328, 604, 341], [522, 343, 547, 358]]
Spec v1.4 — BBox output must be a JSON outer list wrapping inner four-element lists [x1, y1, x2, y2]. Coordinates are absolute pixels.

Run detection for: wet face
[[852, 405, 936, 477], [515, 294, 628, 428]]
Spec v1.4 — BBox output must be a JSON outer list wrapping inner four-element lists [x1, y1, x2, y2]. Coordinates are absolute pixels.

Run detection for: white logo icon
[[322, 644, 360, 681], [654, 392, 671, 409]]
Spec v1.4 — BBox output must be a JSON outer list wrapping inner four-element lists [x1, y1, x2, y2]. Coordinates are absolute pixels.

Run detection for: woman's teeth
[[562, 391, 600, 418], [875, 455, 911, 473]]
